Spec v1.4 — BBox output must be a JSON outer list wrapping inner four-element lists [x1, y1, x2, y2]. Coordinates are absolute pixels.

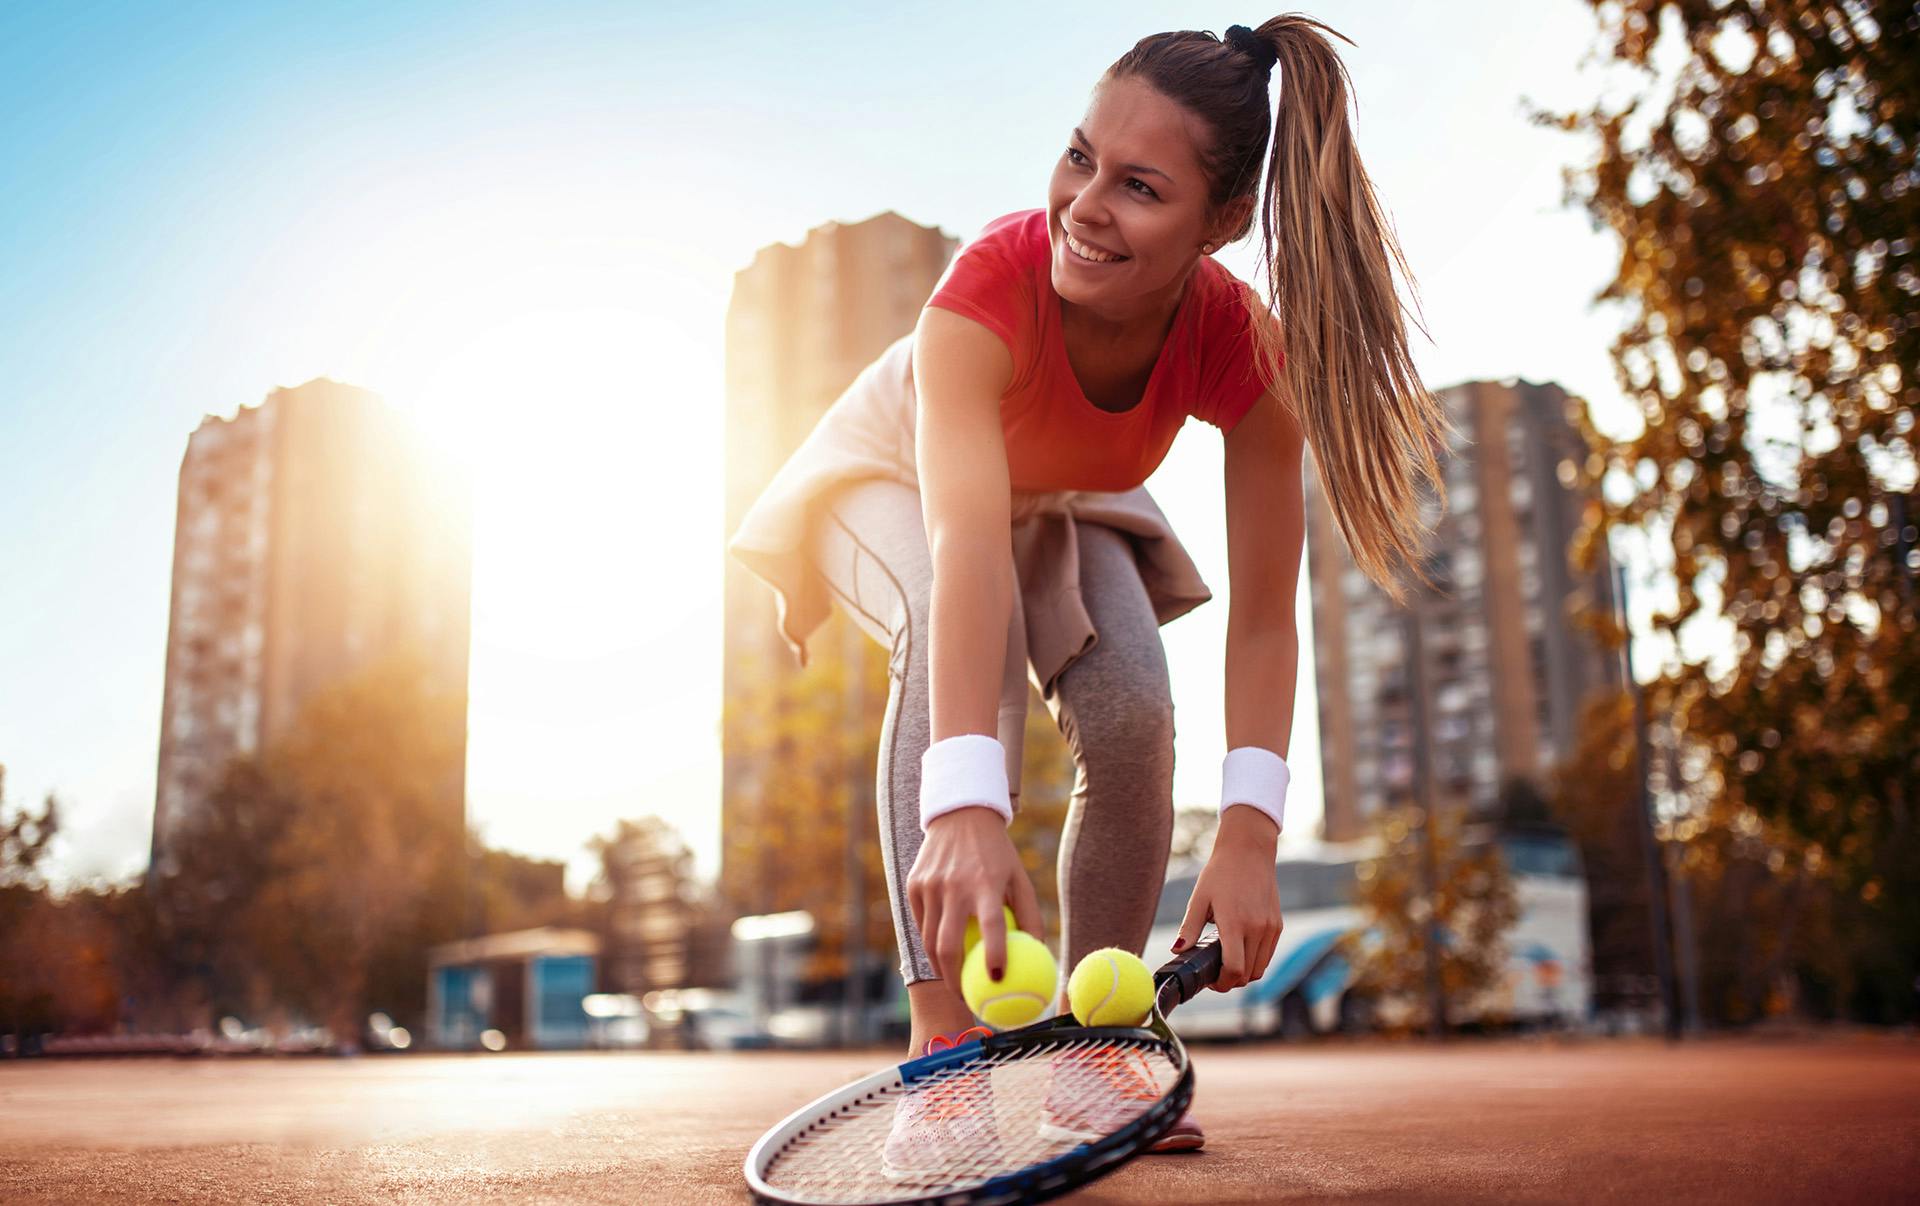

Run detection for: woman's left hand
[[1170, 806, 1284, 991]]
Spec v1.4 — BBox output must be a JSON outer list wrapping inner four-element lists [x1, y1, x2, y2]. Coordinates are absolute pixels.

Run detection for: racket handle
[[1152, 934, 1224, 1008]]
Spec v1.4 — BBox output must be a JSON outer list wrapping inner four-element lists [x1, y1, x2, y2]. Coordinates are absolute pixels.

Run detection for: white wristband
[[921, 734, 1014, 830], [1220, 746, 1290, 833]]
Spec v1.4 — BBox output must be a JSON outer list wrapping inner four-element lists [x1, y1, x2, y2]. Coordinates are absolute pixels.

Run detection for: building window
[[1473, 748, 1499, 783], [1454, 547, 1483, 590]]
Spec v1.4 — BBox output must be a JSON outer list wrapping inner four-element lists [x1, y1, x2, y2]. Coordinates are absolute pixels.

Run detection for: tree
[[256, 646, 469, 1044], [0, 765, 63, 1053], [1544, 692, 1663, 1014], [149, 755, 298, 1026], [1536, 0, 1920, 1022], [151, 646, 469, 1045], [472, 845, 577, 936], [1344, 806, 1520, 1033], [589, 816, 702, 997], [0, 764, 59, 890]]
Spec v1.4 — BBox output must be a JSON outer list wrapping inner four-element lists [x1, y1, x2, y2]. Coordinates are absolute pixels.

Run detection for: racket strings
[[758, 1034, 1181, 1204]]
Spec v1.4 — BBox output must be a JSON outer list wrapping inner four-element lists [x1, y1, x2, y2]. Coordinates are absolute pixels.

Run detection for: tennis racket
[[744, 930, 1224, 1206]]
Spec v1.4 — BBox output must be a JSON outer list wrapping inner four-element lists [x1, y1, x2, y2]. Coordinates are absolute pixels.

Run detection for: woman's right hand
[[907, 806, 1044, 985]]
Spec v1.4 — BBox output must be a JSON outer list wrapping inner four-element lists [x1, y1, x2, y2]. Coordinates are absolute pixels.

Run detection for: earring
[[1201, 242, 1215, 254]]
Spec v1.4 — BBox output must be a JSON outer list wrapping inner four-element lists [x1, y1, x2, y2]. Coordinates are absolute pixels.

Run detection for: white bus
[[1148, 822, 1590, 1039]]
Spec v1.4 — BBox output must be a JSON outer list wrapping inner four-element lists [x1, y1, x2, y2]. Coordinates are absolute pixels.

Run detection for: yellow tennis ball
[[1068, 947, 1155, 1027], [962, 904, 1021, 956], [961, 930, 1056, 1029]]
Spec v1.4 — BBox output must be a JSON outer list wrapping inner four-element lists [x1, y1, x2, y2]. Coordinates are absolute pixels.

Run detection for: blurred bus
[[1148, 821, 1590, 1039]]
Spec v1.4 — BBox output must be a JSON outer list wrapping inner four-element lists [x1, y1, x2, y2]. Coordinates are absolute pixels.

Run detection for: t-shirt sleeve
[[923, 223, 1031, 361], [1191, 281, 1280, 435]]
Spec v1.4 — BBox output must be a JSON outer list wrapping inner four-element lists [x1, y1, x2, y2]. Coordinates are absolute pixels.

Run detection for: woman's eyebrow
[[1072, 127, 1174, 183]]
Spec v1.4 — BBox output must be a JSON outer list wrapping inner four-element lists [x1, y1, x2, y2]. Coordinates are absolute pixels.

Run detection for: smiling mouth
[[1063, 228, 1129, 264]]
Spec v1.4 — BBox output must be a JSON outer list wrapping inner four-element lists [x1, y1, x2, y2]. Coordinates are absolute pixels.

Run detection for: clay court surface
[[3, 1033, 1915, 1203]]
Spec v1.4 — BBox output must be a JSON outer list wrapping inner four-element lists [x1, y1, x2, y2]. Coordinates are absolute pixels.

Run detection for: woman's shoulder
[[1186, 258, 1282, 432], [923, 209, 1049, 365], [942, 208, 1049, 284]]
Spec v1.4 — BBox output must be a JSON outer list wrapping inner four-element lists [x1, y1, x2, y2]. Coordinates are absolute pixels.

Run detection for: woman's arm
[[1171, 385, 1309, 989], [914, 307, 1016, 746], [1224, 384, 1307, 763], [906, 306, 1044, 983]]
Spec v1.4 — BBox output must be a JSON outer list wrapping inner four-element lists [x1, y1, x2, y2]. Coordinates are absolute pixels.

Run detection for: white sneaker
[[881, 1026, 1001, 1183]]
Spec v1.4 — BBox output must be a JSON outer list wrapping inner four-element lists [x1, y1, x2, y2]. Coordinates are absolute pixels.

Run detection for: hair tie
[[1224, 23, 1278, 73]]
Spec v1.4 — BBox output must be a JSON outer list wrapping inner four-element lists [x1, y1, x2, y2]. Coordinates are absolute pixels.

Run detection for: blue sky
[[1, 1, 1651, 893]]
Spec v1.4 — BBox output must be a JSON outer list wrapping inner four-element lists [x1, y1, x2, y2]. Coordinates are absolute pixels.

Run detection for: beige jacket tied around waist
[[725, 330, 1218, 801]]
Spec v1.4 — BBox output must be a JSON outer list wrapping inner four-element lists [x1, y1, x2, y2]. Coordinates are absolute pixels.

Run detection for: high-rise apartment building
[[720, 211, 958, 916], [151, 378, 472, 873], [1307, 378, 1623, 841]]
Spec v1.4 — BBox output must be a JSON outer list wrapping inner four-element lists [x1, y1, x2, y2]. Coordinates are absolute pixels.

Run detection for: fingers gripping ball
[[962, 905, 1020, 956], [1068, 947, 1156, 1027], [961, 931, 1057, 1029]]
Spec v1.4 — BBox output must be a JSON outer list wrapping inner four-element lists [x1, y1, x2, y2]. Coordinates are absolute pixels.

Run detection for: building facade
[[1307, 377, 1623, 841], [151, 378, 472, 873]]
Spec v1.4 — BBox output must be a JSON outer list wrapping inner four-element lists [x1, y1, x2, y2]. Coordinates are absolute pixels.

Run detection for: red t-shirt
[[923, 208, 1275, 493]]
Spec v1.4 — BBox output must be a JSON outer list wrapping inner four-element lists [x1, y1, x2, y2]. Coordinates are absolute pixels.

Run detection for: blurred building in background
[[719, 212, 955, 923], [426, 926, 597, 1051], [149, 378, 472, 875], [1307, 378, 1624, 842]]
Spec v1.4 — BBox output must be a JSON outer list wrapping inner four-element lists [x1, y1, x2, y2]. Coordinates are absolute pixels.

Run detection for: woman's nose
[[1067, 189, 1110, 232]]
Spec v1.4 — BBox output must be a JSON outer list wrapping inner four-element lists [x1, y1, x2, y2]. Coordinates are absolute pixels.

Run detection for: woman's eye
[[1064, 147, 1155, 199]]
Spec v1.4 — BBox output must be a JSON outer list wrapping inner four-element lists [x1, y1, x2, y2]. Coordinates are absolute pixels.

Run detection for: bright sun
[[403, 305, 727, 882]]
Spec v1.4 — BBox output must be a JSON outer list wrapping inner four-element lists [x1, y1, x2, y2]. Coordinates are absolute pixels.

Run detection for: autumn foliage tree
[[0, 766, 64, 1049], [1544, 692, 1662, 1014], [153, 646, 469, 1043], [1344, 806, 1520, 1033], [1537, 0, 1919, 1021]]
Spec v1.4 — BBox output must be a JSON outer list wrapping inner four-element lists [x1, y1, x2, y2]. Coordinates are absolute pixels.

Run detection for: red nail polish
[[1172, 936, 1187, 952]]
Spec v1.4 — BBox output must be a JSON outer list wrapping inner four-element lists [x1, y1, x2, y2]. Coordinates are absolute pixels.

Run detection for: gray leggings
[[803, 477, 1176, 989]]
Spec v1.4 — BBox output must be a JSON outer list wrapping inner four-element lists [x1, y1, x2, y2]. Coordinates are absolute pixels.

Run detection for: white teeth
[[1066, 231, 1125, 263]]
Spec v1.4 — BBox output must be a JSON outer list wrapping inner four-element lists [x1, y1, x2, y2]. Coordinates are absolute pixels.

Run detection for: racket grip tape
[[1152, 935, 1224, 1008]]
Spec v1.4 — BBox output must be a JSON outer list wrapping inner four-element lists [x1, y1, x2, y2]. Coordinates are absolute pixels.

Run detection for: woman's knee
[[1064, 658, 1175, 767], [1092, 693, 1175, 764]]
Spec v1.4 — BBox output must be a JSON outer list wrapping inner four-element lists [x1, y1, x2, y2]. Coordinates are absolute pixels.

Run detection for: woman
[[728, 16, 1449, 1159]]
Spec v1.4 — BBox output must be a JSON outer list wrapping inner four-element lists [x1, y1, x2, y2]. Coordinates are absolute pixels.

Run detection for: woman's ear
[[1211, 195, 1257, 248]]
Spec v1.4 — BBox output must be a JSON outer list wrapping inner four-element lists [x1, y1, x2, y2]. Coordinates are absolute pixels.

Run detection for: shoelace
[[913, 1026, 996, 1122], [924, 1025, 994, 1055]]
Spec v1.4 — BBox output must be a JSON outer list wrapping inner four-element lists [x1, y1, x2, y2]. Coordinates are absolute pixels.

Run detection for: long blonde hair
[[1110, 14, 1454, 603]]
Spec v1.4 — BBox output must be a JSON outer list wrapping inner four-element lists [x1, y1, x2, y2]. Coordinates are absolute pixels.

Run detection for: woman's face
[[1047, 75, 1219, 314]]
